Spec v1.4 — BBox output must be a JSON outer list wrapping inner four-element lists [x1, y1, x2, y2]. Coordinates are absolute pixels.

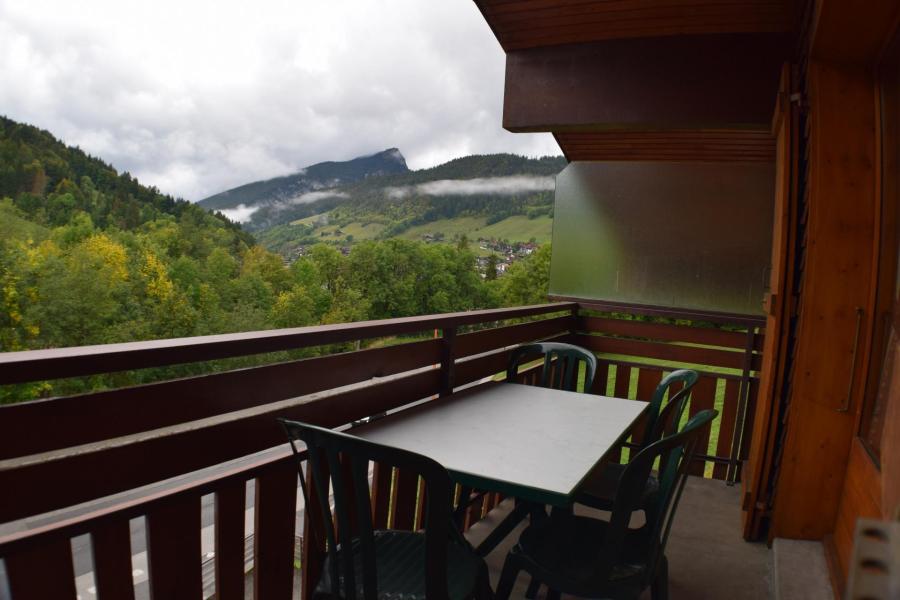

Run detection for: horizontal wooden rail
[[553, 296, 765, 327], [0, 302, 576, 384], [0, 448, 295, 553], [576, 333, 763, 371], [455, 315, 574, 358], [578, 315, 765, 352], [455, 333, 572, 388], [0, 369, 441, 523], [0, 338, 443, 459]]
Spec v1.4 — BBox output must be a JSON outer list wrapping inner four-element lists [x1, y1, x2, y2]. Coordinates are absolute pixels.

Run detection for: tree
[[271, 285, 316, 328], [498, 244, 552, 307], [31, 235, 130, 346], [485, 254, 499, 281], [241, 245, 292, 294]]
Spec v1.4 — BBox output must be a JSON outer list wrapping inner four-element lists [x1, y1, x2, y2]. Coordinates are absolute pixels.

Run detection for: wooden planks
[[300, 457, 327, 600], [686, 376, 717, 476], [4, 536, 77, 600], [390, 469, 420, 531], [454, 315, 573, 358], [0, 369, 440, 524], [576, 333, 760, 371], [0, 338, 442, 459], [254, 463, 297, 600], [577, 315, 757, 349], [830, 440, 883, 590], [593, 351, 754, 480], [740, 63, 798, 540], [476, 0, 794, 51], [147, 496, 202, 600], [771, 60, 879, 540], [555, 130, 775, 163], [215, 481, 246, 600], [713, 379, 741, 480], [370, 462, 392, 530], [92, 519, 136, 600], [0, 302, 575, 384], [502, 34, 787, 132]]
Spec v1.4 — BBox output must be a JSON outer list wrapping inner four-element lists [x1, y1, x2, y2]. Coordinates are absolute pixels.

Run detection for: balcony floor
[[466, 475, 770, 599]]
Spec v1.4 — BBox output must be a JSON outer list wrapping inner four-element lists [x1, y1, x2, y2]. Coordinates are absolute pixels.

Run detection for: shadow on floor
[[464, 476, 771, 599]]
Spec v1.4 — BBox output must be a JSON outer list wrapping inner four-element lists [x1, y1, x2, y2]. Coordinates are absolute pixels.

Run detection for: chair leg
[[524, 577, 541, 599], [475, 562, 494, 600], [651, 555, 669, 600], [528, 501, 548, 523], [495, 553, 522, 600]]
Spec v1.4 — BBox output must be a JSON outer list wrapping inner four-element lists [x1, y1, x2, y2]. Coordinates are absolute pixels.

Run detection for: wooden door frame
[[741, 63, 798, 541]]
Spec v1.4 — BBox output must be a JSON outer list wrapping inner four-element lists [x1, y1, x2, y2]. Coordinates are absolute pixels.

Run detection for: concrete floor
[[465, 476, 771, 600]]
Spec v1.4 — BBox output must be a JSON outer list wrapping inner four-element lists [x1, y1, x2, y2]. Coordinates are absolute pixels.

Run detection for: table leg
[[474, 499, 532, 557]]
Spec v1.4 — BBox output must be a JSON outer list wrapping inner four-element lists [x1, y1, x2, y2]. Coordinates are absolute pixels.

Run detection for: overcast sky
[[0, 0, 561, 201]]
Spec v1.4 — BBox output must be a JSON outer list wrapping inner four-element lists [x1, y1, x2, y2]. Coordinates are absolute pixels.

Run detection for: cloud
[[218, 203, 260, 223], [385, 187, 411, 200], [386, 175, 555, 199], [288, 190, 349, 205], [0, 0, 562, 202]]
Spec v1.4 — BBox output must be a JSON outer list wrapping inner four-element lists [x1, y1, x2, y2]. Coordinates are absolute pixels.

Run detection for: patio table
[[352, 381, 648, 554]]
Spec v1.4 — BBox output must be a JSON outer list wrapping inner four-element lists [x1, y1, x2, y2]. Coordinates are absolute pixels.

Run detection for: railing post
[[439, 327, 456, 397], [727, 326, 757, 484], [568, 303, 580, 342]]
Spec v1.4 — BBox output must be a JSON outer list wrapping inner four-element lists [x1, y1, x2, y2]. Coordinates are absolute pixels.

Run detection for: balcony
[[0, 301, 765, 599]]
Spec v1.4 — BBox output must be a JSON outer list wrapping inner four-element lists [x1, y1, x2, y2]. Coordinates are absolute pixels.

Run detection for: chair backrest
[[600, 408, 718, 583], [279, 419, 453, 600], [506, 342, 597, 392], [639, 369, 699, 448]]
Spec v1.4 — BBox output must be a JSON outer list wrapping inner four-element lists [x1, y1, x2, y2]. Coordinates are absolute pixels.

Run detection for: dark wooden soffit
[[474, 0, 795, 51], [503, 33, 789, 133], [553, 130, 776, 162], [810, 0, 900, 65]]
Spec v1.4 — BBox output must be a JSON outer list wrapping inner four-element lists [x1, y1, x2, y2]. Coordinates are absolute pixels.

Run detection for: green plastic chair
[[495, 409, 719, 600], [575, 369, 699, 511], [279, 419, 493, 600], [506, 342, 598, 392]]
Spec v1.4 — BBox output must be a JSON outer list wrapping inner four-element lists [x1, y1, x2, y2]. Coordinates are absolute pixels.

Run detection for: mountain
[[211, 151, 567, 257], [198, 148, 410, 227]]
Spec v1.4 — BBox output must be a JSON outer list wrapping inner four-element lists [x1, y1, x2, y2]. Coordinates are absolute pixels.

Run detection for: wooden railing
[[0, 300, 763, 599], [570, 299, 765, 482], [0, 303, 576, 599]]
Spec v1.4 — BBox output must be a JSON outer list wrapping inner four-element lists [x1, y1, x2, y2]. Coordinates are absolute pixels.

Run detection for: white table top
[[352, 382, 648, 507]]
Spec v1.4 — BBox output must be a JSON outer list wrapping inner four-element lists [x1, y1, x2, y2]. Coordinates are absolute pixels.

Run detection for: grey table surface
[[352, 382, 649, 507]]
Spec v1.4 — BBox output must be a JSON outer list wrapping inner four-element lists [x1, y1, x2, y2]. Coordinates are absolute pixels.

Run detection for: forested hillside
[[252, 152, 566, 256], [0, 116, 552, 403]]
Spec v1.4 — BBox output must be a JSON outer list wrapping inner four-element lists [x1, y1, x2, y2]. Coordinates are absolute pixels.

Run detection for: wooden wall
[[769, 59, 879, 540], [881, 343, 900, 518], [768, 0, 900, 591]]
